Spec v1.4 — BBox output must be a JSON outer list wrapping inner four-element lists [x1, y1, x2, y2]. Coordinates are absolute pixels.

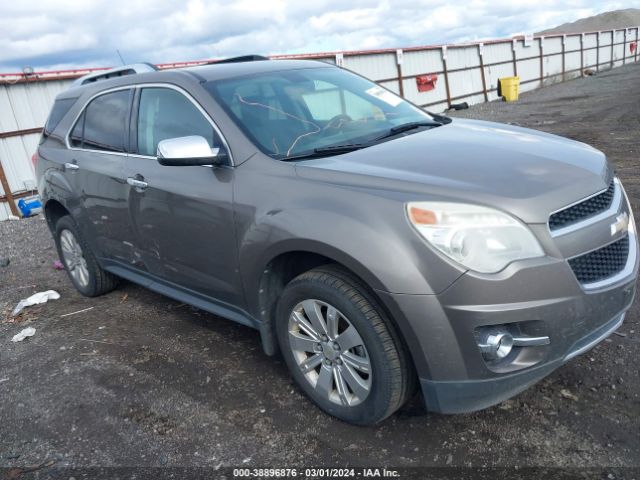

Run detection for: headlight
[[406, 202, 544, 273]]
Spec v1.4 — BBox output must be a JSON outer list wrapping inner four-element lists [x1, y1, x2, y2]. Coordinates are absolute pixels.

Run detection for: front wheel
[[275, 265, 415, 425]]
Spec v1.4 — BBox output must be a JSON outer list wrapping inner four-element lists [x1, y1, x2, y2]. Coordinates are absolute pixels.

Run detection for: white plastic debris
[[11, 290, 60, 316], [11, 327, 36, 342]]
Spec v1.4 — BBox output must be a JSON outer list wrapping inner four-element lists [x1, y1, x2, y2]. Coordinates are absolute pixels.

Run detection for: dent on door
[[126, 161, 242, 306]]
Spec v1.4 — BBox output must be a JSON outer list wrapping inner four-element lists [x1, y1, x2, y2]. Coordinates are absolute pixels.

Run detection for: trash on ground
[[560, 389, 579, 401], [53, 260, 65, 270], [450, 102, 469, 110], [12, 290, 60, 316], [17, 195, 43, 218], [11, 327, 36, 342], [80, 338, 117, 345], [60, 306, 94, 318], [0, 257, 10, 268]]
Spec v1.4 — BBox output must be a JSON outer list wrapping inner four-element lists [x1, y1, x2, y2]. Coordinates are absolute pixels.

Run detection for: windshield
[[206, 66, 436, 160]]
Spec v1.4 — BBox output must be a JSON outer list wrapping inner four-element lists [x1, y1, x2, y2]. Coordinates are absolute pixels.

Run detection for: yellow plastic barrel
[[499, 76, 520, 102]]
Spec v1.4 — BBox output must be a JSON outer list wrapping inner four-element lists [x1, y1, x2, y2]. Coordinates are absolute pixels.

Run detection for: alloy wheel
[[60, 229, 90, 288], [288, 299, 372, 406]]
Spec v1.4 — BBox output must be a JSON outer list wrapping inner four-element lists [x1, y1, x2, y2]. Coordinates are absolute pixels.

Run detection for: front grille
[[549, 180, 615, 231], [568, 235, 629, 284]]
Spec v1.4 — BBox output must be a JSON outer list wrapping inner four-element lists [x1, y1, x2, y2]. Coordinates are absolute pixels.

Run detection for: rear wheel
[[276, 265, 415, 425], [54, 215, 118, 297]]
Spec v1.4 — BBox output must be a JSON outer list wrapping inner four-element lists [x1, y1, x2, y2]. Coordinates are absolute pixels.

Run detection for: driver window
[[137, 88, 218, 157]]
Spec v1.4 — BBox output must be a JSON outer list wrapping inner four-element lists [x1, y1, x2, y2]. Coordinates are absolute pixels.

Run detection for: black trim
[[129, 88, 142, 155], [209, 55, 269, 65], [101, 259, 260, 330]]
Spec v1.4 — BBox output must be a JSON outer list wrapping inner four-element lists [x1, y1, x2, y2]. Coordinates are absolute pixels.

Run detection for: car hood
[[294, 118, 611, 224]]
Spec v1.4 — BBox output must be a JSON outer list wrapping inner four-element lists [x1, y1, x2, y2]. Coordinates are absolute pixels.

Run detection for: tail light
[[31, 152, 38, 169]]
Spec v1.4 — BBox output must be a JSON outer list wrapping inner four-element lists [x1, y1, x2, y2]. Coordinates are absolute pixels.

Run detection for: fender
[[40, 167, 97, 254], [40, 167, 77, 225], [238, 213, 437, 376]]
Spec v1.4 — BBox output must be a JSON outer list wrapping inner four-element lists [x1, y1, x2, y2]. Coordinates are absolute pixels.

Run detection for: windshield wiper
[[373, 120, 442, 141], [281, 143, 370, 161]]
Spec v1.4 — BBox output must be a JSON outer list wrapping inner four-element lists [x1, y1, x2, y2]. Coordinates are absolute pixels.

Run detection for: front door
[[125, 86, 242, 306]]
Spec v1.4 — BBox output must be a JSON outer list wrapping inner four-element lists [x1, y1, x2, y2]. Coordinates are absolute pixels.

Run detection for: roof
[[183, 59, 329, 81], [53, 58, 331, 99]]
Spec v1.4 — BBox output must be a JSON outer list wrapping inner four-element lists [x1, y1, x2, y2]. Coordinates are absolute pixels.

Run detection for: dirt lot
[[1, 63, 639, 478]]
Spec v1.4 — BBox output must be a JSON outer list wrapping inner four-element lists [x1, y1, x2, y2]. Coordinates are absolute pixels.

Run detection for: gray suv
[[36, 57, 638, 425]]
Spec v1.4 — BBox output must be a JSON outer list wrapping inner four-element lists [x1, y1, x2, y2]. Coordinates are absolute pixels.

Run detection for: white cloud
[[1, 0, 638, 71]]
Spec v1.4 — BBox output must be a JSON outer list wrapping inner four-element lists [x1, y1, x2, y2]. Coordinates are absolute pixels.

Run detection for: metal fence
[[1, 26, 639, 220]]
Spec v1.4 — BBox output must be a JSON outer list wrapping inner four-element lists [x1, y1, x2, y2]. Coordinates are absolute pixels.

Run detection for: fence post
[[580, 33, 585, 76], [596, 32, 600, 71], [562, 35, 566, 81], [623, 29, 627, 64], [539, 37, 544, 85], [636, 27, 639, 62], [441, 46, 452, 109], [477, 43, 488, 102], [0, 159, 20, 217], [611, 30, 615, 69], [395, 49, 405, 98]]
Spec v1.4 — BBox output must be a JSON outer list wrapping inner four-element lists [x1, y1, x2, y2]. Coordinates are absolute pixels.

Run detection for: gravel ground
[[1, 63, 639, 478]]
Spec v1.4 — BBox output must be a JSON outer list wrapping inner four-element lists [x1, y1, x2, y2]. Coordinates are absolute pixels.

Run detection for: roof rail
[[208, 55, 269, 65], [70, 63, 158, 88]]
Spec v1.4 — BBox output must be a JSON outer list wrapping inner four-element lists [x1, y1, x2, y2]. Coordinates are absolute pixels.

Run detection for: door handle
[[64, 162, 79, 171], [127, 177, 148, 189]]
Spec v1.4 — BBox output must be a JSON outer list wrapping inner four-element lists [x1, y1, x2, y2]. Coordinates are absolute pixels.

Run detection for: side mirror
[[157, 136, 228, 166]]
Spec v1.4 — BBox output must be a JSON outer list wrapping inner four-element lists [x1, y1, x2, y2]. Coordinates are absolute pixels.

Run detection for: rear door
[[124, 85, 242, 306], [67, 88, 137, 263]]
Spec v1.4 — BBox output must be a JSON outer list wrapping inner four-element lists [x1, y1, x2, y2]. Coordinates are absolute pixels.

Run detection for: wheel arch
[[43, 199, 71, 233], [252, 243, 421, 381]]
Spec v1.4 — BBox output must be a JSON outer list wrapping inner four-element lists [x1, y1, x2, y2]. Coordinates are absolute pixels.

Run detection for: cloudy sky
[[1, 0, 638, 72]]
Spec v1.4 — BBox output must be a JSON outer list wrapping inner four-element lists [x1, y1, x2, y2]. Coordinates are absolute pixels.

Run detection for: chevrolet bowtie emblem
[[611, 212, 629, 236]]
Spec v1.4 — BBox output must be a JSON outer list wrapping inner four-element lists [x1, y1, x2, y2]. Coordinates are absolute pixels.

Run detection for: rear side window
[[43, 98, 76, 137], [72, 90, 131, 152], [136, 88, 217, 156]]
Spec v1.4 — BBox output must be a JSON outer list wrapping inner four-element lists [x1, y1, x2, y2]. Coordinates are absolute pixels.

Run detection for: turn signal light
[[408, 206, 437, 225]]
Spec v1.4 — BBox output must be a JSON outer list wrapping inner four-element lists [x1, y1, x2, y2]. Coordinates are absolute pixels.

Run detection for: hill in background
[[537, 8, 640, 35]]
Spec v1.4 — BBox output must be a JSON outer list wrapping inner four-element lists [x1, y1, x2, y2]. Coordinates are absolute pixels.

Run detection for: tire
[[275, 264, 415, 425], [54, 215, 118, 297]]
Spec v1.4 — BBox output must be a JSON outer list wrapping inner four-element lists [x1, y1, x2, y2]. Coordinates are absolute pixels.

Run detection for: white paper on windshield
[[365, 86, 402, 107]]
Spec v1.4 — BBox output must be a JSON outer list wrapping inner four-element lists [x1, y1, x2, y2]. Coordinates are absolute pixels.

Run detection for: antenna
[[116, 49, 126, 66]]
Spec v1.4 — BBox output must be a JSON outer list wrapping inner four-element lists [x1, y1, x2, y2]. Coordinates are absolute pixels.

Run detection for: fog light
[[477, 326, 551, 363], [479, 330, 514, 361]]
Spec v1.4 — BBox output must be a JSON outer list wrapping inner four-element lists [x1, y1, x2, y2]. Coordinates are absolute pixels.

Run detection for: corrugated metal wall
[[1, 26, 639, 221], [0, 79, 71, 219]]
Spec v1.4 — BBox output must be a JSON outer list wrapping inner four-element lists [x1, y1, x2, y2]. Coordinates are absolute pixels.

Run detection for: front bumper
[[421, 312, 625, 413], [376, 255, 637, 414]]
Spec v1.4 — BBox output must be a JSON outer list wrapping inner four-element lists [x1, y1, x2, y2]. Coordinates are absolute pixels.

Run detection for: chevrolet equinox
[[35, 57, 638, 425]]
